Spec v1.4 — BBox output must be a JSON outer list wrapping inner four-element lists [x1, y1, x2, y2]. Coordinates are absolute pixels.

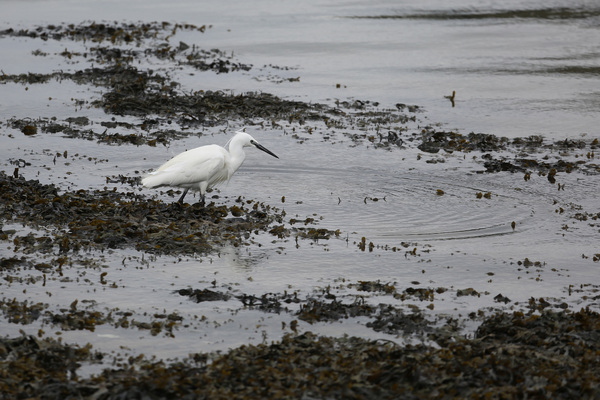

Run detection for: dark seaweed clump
[[1, 308, 599, 399], [0, 171, 284, 256], [1, 21, 418, 147], [416, 128, 600, 176]]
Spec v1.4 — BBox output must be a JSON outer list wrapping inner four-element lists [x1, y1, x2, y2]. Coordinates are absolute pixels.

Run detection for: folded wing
[[142, 145, 228, 190]]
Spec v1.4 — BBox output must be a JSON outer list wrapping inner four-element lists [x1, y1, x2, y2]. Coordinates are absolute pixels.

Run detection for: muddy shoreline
[[2, 20, 600, 399]]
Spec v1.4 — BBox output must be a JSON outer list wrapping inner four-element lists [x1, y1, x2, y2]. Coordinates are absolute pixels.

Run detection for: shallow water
[[4, 0, 600, 137], [1, 0, 600, 367]]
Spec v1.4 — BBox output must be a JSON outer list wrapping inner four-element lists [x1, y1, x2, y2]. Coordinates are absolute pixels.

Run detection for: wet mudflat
[[2, 5, 600, 399]]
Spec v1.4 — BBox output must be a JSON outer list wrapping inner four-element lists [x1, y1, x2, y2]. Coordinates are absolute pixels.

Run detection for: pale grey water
[[4, 0, 600, 137], [1, 0, 599, 366]]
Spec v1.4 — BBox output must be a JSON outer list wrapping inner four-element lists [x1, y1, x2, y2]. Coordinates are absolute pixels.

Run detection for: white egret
[[142, 130, 279, 205]]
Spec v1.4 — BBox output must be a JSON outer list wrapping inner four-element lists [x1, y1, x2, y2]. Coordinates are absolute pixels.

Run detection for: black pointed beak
[[254, 142, 279, 159]]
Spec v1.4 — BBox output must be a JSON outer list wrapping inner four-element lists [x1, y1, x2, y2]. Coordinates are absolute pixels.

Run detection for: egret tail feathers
[[141, 173, 164, 188]]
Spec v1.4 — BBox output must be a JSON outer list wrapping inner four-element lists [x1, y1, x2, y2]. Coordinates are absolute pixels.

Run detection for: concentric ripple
[[244, 164, 537, 243]]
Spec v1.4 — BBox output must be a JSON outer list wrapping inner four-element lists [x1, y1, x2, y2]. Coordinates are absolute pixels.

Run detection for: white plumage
[[142, 130, 278, 204]]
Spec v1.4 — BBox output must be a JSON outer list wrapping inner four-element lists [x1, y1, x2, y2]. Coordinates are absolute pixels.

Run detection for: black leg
[[178, 188, 190, 204], [200, 193, 205, 206]]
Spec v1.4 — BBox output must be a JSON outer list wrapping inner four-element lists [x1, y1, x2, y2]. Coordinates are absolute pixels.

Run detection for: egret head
[[234, 131, 279, 159]]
